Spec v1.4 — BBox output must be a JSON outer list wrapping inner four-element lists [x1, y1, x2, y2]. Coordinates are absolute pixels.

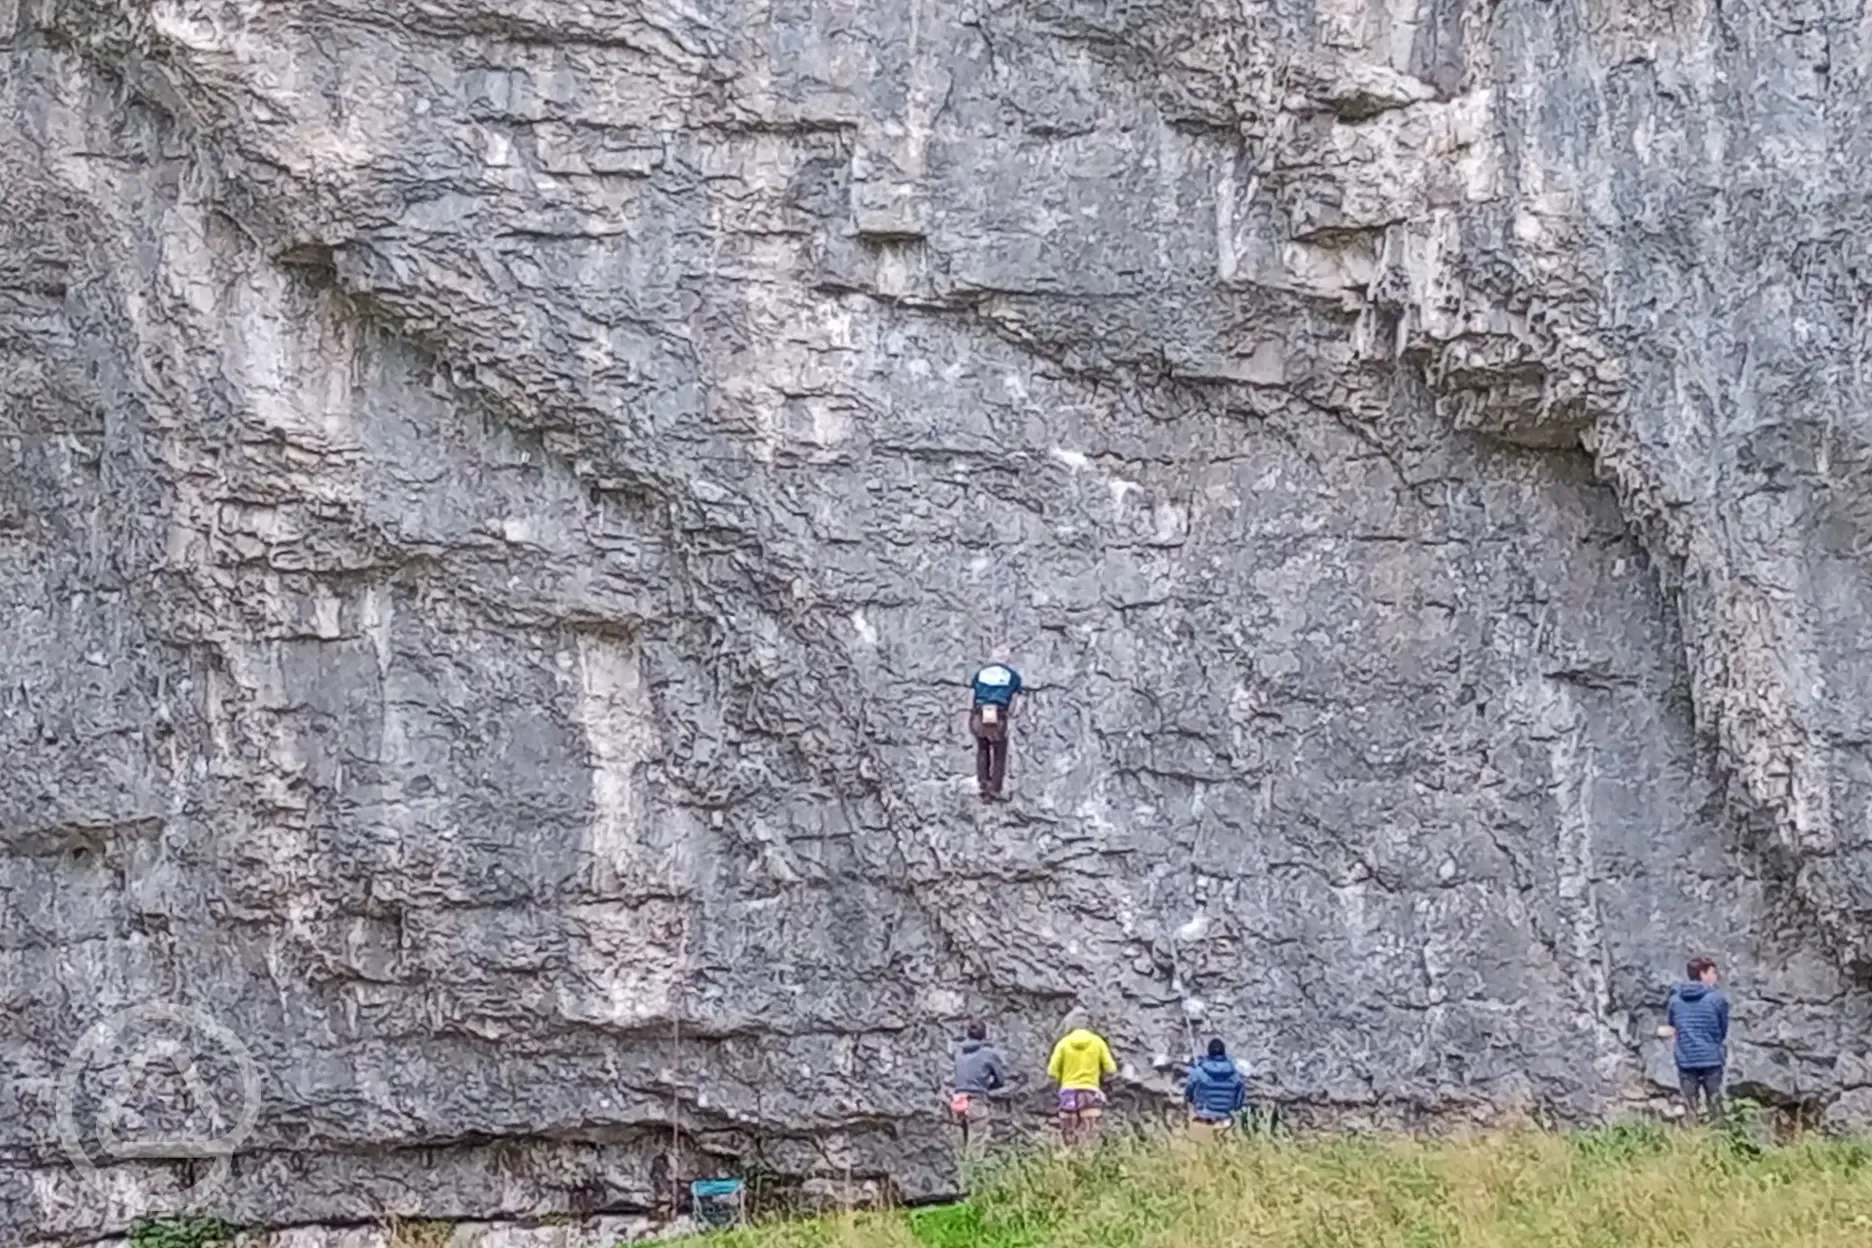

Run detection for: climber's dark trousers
[[970, 706, 1009, 799], [1679, 1066, 1725, 1124]]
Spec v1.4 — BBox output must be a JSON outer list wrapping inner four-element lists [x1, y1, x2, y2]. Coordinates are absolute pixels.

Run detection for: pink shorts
[[1058, 1088, 1105, 1114]]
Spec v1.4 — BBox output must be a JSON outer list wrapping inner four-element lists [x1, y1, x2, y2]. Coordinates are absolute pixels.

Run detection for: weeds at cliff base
[[127, 1216, 235, 1248], [694, 1122, 1872, 1246]]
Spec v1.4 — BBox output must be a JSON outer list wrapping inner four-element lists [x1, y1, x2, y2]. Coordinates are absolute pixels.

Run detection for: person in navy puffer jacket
[[1664, 957, 1731, 1124], [1185, 1037, 1247, 1129]]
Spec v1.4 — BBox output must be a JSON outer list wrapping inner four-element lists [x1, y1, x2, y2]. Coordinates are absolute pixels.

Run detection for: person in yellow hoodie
[[1047, 1010, 1117, 1146]]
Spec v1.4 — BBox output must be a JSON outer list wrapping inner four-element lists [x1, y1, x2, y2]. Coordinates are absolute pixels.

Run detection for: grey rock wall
[[7, 0, 1872, 1239]]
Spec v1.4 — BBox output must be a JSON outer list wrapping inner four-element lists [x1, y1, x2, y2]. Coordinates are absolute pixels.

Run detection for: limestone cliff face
[[7, 0, 1872, 1238]]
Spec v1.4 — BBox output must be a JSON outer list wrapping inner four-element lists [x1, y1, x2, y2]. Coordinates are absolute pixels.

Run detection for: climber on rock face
[[949, 1020, 1012, 1157], [969, 654, 1023, 803]]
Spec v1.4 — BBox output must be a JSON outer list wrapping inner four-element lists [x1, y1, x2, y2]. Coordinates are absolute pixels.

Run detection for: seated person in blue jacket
[[969, 659, 1023, 802], [1185, 1037, 1246, 1131]]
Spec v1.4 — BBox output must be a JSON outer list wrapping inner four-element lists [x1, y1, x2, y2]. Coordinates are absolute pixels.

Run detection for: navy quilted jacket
[[1668, 983, 1730, 1070], [1185, 1055, 1246, 1120]]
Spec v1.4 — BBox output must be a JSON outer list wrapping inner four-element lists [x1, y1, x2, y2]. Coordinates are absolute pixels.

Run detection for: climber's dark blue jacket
[[1667, 982, 1730, 1070], [1184, 1055, 1246, 1120], [972, 664, 1022, 708]]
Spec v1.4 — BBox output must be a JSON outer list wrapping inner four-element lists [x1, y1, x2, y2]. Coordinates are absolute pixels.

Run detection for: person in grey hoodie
[[1663, 957, 1731, 1125], [949, 1021, 1012, 1154]]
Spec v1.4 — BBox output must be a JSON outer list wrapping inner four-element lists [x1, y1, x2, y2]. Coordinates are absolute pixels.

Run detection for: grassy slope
[[706, 1124, 1872, 1247]]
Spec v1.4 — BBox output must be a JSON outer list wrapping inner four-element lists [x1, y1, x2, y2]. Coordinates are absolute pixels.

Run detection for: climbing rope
[[666, 827, 690, 1216], [1169, 937, 1199, 1061]]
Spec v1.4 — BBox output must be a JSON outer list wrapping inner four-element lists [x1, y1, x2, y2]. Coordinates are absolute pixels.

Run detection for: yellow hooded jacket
[[1047, 1028, 1117, 1092]]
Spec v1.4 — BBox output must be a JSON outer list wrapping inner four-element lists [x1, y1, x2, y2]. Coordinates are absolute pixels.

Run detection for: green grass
[[127, 1217, 235, 1248], [694, 1121, 1872, 1247]]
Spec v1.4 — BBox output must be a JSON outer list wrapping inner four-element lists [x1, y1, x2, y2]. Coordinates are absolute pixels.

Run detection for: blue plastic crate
[[691, 1178, 745, 1228]]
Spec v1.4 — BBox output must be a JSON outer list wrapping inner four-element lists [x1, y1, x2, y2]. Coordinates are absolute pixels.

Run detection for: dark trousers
[[1678, 1065, 1725, 1124], [970, 705, 1009, 798]]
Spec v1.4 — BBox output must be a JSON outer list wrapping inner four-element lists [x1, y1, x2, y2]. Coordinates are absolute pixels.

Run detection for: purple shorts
[[1058, 1088, 1105, 1114]]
